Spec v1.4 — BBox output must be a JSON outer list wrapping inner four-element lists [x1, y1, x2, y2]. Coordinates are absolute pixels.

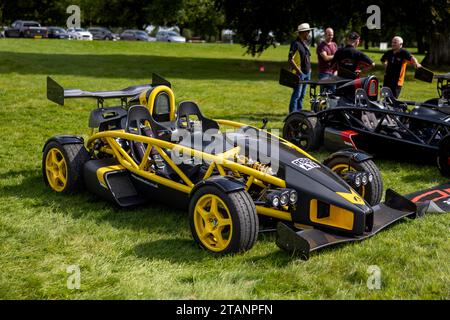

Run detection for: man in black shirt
[[288, 23, 312, 113], [331, 32, 375, 79], [381, 36, 421, 98]]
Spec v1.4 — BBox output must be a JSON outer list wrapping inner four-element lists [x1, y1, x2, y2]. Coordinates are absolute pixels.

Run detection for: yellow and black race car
[[43, 74, 423, 259]]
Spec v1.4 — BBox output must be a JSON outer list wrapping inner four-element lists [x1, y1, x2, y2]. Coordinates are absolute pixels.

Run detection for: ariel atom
[[42, 74, 422, 258], [281, 73, 450, 175]]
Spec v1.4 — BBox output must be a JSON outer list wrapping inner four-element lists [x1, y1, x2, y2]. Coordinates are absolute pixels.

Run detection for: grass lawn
[[0, 39, 448, 299]]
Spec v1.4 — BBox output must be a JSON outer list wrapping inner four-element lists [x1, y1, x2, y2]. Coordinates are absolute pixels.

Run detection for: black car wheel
[[283, 113, 323, 151], [189, 186, 258, 255], [326, 156, 383, 206]]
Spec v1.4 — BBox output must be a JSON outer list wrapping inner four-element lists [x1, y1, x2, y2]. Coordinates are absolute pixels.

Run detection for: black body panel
[[190, 176, 245, 196], [43, 135, 84, 151], [131, 174, 189, 210]]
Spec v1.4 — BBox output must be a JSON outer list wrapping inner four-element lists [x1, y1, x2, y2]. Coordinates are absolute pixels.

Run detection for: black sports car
[[282, 73, 450, 175], [42, 74, 424, 258], [46, 27, 69, 39]]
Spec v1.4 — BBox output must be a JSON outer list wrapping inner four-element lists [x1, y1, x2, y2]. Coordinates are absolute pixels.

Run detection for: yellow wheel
[[42, 140, 90, 193], [189, 186, 258, 255], [193, 194, 233, 252], [327, 156, 383, 206], [45, 148, 68, 192]]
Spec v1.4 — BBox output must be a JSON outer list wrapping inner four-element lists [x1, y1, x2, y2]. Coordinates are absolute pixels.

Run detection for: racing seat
[[176, 101, 220, 133], [380, 87, 407, 111], [126, 105, 174, 164], [175, 101, 222, 153], [126, 105, 202, 181]]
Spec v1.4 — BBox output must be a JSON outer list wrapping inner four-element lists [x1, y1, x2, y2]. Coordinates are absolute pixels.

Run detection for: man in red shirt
[[317, 27, 337, 93]]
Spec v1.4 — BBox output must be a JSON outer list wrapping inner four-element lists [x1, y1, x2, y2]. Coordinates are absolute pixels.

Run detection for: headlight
[[355, 176, 362, 187], [289, 190, 298, 204], [280, 192, 289, 206], [368, 173, 374, 182], [272, 196, 280, 207], [362, 174, 368, 185]]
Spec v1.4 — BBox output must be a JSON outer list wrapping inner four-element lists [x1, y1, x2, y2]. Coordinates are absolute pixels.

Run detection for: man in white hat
[[381, 36, 422, 98], [288, 22, 312, 113]]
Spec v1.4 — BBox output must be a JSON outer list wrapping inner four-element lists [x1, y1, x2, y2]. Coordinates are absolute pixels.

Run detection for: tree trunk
[[416, 31, 425, 54], [362, 27, 369, 50], [424, 32, 450, 66]]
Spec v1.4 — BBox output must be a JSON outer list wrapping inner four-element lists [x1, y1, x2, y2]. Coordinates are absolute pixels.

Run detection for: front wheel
[[326, 156, 383, 206], [282, 113, 323, 151], [189, 186, 258, 255]]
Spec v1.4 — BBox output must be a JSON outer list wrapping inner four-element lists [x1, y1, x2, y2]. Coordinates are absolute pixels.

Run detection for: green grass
[[0, 39, 448, 299]]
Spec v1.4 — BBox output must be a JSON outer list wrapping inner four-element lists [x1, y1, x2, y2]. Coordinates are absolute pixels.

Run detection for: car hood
[[169, 36, 186, 42], [222, 130, 369, 210], [73, 31, 91, 36]]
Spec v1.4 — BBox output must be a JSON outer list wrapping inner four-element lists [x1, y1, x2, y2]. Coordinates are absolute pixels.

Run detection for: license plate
[[34, 35, 42, 39]]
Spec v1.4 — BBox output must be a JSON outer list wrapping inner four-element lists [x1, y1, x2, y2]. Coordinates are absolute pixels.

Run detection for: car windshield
[[52, 28, 65, 33], [74, 28, 85, 32], [136, 31, 148, 37], [24, 23, 40, 27], [168, 32, 179, 36]]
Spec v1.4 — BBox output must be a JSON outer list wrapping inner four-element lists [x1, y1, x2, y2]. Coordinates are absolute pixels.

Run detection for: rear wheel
[[326, 157, 383, 206], [42, 141, 90, 193], [282, 113, 323, 151], [189, 186, 258, 255]]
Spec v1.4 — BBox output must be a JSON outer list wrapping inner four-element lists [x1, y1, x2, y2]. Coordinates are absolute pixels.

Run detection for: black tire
[[42, 141, 90, 193], [437, 135, 450, 177], [282, 113, 323, 151], [326, 156, 383, 206], [189, 186, 258, 255]]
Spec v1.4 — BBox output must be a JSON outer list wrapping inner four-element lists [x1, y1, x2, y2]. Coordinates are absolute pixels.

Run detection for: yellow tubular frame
[[86, 130, 293, 221]]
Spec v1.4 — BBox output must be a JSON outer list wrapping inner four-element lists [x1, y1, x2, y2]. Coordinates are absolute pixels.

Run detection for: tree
[[219, 0, 450, 65], [147, 0, 225, 40]]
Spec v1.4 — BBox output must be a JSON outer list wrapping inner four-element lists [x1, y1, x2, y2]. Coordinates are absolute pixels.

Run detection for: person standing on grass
[[317, 27, 338, 94], [331, 32, 375, 79], [288, 23, 312, 113], [381, 36, 422, 98]]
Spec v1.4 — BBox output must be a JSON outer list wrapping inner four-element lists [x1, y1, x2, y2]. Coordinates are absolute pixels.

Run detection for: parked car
[[67, 28, 93, 40], [46, 27, 69, 39], [119, 30, 154, 41], [88, 27, 118, 40], [156, 30, 186, 43], [4, 20, 47, 38]]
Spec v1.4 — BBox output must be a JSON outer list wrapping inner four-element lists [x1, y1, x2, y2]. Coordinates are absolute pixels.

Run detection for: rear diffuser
[[276, 189, 425, 259]]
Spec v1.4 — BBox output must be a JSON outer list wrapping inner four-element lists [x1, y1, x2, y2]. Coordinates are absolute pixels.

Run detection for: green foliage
[[0, 39, 448, 299]]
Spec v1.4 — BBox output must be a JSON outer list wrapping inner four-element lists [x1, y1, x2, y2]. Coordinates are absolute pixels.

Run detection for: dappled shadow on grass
[[0, 51, 291, 81]]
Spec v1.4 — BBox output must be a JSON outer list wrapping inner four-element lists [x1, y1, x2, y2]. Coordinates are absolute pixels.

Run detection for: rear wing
[[279, 68, 350, 88], [47, 73, 171, 106]]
